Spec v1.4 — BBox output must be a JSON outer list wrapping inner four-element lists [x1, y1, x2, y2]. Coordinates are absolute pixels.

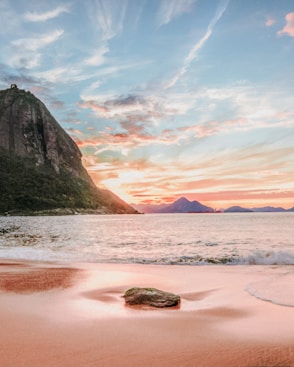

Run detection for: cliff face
[[0, 86, 137, 214], [0, 86, 88, 179]]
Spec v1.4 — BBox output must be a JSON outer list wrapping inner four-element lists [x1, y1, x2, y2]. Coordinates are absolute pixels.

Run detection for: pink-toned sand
[[0, 261, 293, 367]]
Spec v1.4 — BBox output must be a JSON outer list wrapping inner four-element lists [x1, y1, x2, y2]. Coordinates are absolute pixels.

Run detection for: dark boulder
[[124, 287, 180, 308]]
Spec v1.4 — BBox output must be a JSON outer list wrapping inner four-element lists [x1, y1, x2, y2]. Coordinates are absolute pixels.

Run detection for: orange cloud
[[73, 112, 294, 209], [80, 147, 294, 207], [278, 12, 294, 37], [182, 190, 294, 210], [75, 139, 100, 147], [88, 170, 119, 184], [183, 189, 294, 202], [129, 189, 294, 208], [106, 143, 293, 206]]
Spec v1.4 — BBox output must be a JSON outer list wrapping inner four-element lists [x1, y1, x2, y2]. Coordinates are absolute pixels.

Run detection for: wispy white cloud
[[278, 12, 294, 37], [24, 5, 70, 22], [84, 45, 109, 66], [37, 60, 140, 85], [87, 0, 128, 41], [10, 30, 64, 68], [12, 30, 64, 51], [37, 65, 104, 84], [165, 0, 230, 89], [157, 0, 196, 27], [37, 67, 70, 83]]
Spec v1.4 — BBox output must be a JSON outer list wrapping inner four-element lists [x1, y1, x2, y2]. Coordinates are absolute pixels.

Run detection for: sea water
[[1, 213, 294, 307], [0, 212, 293, 265]]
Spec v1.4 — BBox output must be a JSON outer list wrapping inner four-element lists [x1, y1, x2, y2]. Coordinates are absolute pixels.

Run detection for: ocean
[[0, 212, 293, 265]]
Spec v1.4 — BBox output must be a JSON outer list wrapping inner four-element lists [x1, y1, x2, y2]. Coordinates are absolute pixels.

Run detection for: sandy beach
[[0, 261, 293, 367]]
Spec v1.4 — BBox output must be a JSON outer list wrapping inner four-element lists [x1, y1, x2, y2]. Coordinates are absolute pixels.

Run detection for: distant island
[[132, 197, 294, 214]]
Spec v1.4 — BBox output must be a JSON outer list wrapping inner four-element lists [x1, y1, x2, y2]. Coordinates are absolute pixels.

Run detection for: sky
[[0, 0, 294, 209]]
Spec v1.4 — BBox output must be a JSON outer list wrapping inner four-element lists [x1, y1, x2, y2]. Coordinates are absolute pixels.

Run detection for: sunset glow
[[1, 1, 294, 209]]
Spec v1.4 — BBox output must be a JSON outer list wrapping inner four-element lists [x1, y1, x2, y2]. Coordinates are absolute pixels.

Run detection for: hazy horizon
[[0, 1, 293, 209]]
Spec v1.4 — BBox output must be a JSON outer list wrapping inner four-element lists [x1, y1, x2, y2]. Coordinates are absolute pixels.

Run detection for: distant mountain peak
[[132, 197, 214, 213], [224, 206, 253, 213], [174, 197, 190, 204], [251, 206, 286, 212]]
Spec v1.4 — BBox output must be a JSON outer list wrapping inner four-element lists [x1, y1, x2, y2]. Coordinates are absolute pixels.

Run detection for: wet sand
[[0, 261, 293, 367]]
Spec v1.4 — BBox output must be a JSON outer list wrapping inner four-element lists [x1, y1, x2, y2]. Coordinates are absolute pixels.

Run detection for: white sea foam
[[231, 250, 294, 265], [246, 272, 294, 307]]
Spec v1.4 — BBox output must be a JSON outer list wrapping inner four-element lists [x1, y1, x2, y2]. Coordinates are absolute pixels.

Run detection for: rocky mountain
[[224, 206, 254, 213], [133, 197, 214, 213], [133, 199, 294, 214], [0, 85, 137, 215], [225, 206, 292, 212], [160, 197, 214, 213], [251, 206, 286, 212]]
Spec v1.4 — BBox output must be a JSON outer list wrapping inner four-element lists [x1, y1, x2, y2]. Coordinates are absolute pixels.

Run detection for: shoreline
[[0, 260, 293, 366]]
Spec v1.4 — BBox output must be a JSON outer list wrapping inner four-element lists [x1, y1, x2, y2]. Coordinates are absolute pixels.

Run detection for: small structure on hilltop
[[10, 84, 18, 89]]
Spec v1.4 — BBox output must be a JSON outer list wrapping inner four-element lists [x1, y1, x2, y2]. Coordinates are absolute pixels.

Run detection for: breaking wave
[[99, 250, 294, 266], [233, 250, 294, 265]]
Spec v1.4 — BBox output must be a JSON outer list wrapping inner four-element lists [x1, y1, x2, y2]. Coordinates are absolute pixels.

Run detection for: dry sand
[[0, 260, 293, 367]]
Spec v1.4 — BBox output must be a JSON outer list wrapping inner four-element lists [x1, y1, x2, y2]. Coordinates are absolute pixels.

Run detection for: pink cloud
[[73, 122, 183, 150], [129, 188, 294, 208], [75, 139, 100, 147], [183, 189, 294, 202], [177, 118, 251, 139], [78, 100, 109, 113], [67, 128, 83, 135], [265, 16, 275, 27], [278, 12, 294, 37]]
